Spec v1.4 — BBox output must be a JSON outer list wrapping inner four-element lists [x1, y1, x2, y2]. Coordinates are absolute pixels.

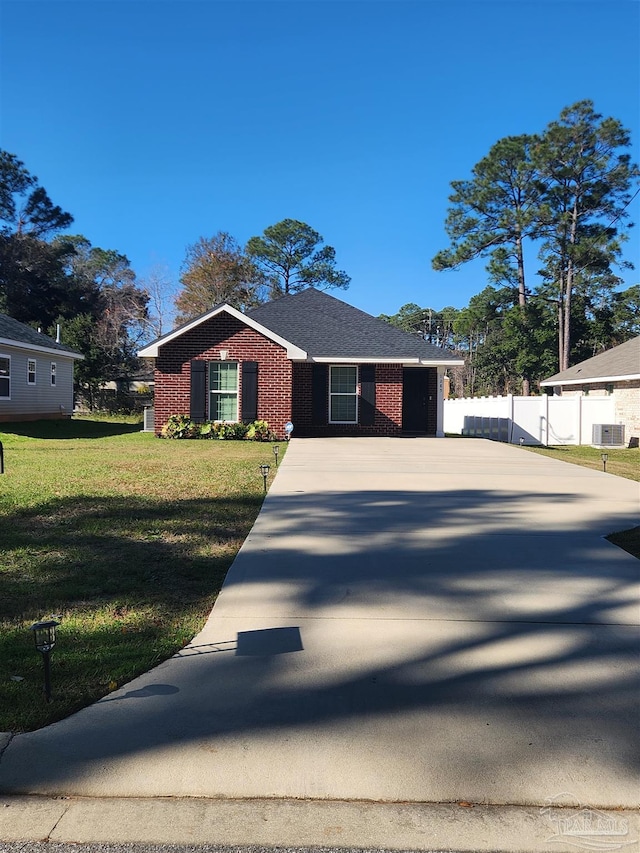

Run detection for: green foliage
[[246, 219, 350, 296], [244, 419, 275, 441], [431, 101, 639, 387], [161, 416, 275, 441]]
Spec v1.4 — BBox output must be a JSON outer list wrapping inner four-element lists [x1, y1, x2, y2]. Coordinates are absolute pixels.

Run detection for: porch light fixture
[[259, 463, 271, 493], [601, 452, 608, 472], [30, 618, 60, 702], [272, 444, 280, 467]]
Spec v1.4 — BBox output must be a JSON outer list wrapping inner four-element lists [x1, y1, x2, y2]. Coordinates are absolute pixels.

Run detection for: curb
[[1, 795, 638, 852]]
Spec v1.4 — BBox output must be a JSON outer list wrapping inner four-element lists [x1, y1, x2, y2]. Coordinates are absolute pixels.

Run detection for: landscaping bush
[[161, 415, 276, 441]]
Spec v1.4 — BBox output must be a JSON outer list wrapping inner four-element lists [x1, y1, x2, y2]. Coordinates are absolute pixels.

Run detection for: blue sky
[[1, 0, 638, 323]]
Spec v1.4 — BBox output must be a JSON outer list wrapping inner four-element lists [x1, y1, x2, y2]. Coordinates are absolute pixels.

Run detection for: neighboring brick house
[[540, 336, 640, 444], [0, 314, 83, 422], [138, 289, 463, 439]]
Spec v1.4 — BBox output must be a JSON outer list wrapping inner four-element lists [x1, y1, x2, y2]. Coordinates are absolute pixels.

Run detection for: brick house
[[138, 289, 463, 439], [540, 335, 640, 444], [0, 313, 83, 422]]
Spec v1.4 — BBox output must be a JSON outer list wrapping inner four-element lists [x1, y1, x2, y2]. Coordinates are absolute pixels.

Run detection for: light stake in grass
[[259, 463, 271, 493], [601, 452, 608, 472], [519, 437, 524, 447], [30, 618, 60, 702], [272, 444, 280, 467]]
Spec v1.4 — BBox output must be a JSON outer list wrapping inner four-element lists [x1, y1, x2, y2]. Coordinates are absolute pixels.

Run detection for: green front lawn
[[523, 443, 639, 482], [0, 419, 282, 732]]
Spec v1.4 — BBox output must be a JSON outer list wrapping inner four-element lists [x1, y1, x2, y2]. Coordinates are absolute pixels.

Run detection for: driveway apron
[[0, 438, 638, 807]]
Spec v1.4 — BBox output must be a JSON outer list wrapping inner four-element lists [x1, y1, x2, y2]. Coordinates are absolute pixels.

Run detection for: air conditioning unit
[[143, 406, 155, 432], [592, 424, 625, 446]]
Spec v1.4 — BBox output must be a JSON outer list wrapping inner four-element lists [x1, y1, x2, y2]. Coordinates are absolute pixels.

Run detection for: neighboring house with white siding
[[540, 336, 640, 445], [0, 314, 83, 422]]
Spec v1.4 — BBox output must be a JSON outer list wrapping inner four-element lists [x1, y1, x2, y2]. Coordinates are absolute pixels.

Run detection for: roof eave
[[540, 373, 640, 386], [302, 356, 465, 366], [0, 337, 84, 359]]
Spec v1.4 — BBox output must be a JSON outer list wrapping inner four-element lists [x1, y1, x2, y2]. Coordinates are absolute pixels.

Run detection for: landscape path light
[[519, 436, 525, 447], [601, 452, 608, 472], [272, 444, 280, 467], [30, 618, 60, 702], [259, 463, 271, 493]]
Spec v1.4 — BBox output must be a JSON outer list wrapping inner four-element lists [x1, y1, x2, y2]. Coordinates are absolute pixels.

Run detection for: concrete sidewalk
[[0, 438, 638, 849]]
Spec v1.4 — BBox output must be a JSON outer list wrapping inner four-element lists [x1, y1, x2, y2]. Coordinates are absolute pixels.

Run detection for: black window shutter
[[190, 360, 207, 422], [311, 363, 328, 424], [360, 364, 376, 425], [242, 361, 258, 423]]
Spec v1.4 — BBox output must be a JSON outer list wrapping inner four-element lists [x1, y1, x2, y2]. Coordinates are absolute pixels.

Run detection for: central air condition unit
[[592, 424, 625, 446], [143, 407, 155, 432]]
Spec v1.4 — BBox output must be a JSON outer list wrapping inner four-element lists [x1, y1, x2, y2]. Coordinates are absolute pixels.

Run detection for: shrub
[[245, 419, 276, 441], [160, 414, 200, 439], [161, 417, 272, 441]]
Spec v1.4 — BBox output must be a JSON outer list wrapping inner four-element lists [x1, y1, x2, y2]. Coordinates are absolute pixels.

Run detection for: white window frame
[[0, 354, 10, 399], [329, 365, 358, 424], [50, 362, 57, 387], [27, 358, 37, 385], [208, 361, 239, 422]]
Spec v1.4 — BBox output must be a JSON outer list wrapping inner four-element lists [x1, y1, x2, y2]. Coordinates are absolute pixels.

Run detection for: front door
[[402, 368, 429, 432]]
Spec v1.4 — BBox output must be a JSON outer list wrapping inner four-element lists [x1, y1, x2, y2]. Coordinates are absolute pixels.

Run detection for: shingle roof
[[0, 313, 83, 357], [247, 288, 459, 361], [540, 336, 640, 385]]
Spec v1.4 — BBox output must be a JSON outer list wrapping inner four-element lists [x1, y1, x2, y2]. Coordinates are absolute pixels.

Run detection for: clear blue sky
[[1, 0, 638, 322]]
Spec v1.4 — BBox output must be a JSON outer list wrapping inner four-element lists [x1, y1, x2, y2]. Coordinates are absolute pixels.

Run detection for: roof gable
[[541, 336, 640, 385], [137, 303, 307, 359], [0, 313, 83, 359]]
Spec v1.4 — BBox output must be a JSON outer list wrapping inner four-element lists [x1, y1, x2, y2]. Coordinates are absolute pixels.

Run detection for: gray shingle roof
[[247, 288, 459, 361], [541, 336, 640, 385], [0, 313, 82, 356]]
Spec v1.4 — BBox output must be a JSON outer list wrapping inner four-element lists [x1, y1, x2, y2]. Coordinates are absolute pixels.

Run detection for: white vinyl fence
[[444, 394, 617, 446]]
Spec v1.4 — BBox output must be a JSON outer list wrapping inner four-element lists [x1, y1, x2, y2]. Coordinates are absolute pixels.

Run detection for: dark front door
[[402, 368, 429, 432]]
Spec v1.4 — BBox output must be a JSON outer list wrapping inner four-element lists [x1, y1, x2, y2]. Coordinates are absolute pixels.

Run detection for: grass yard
[[0, 418, 283, 732], [523, 443, 639, 482]]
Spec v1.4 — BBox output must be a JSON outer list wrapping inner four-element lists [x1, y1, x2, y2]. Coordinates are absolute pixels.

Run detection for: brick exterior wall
[[154, 315, 292, 439], [153, 314, 440, 439], [291, 363, 405, 436]]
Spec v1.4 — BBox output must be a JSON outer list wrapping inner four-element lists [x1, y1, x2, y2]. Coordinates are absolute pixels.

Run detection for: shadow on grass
[[0, 419, 143, 440], [0, 492, 262, 731], [0, 493, 262, 617]]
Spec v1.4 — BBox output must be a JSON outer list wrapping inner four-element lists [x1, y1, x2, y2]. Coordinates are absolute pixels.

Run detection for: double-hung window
[[329, 365, 358, 423], [27, 359, 36, 385], [209, 361, 238, 421], [0, 355, 10, 398]]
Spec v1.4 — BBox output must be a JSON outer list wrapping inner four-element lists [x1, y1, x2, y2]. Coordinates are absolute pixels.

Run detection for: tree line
[[417, 100, 638, 396]]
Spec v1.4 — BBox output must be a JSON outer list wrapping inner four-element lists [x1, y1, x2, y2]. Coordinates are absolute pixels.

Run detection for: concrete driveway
[[0, 438, 638, 809]]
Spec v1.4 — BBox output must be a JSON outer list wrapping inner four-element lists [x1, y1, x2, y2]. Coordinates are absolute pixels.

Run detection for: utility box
[[143, 406, 155, 432], [592, 424, 625, 446]]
